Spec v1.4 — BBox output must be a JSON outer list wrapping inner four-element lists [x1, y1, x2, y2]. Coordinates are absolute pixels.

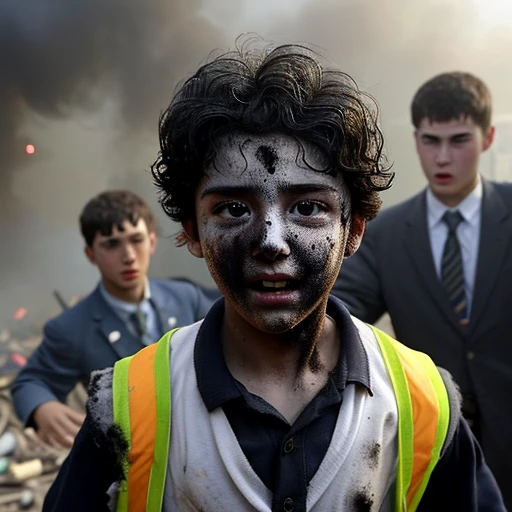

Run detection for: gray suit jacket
[[333, 178, 512, 507], [11, 279, 219, 426]]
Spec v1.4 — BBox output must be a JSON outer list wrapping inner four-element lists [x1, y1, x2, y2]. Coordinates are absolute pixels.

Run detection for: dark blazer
[[333, 178, 512, 508], [11, 279, 219, 426]]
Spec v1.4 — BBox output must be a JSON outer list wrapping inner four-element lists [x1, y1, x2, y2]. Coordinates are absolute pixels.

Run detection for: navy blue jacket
[[11, 279, 218, 425]]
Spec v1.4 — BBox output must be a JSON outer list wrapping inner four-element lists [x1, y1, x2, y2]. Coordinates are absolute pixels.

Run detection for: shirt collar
[[426, 178, 482, 228], [99, 279, 151, 315], [194, 296, 372, 413]]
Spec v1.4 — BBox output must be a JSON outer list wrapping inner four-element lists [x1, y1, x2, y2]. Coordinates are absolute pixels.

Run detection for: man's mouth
[[434, 173, 453, 183]]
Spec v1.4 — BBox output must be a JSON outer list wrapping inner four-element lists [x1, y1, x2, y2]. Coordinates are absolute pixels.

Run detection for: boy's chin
[[241, 311, 311, 335]]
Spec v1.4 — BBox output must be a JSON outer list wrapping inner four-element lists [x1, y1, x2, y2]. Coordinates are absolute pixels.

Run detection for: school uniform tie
[[441, 210, 468, 323], [130, 308, 152, 346]]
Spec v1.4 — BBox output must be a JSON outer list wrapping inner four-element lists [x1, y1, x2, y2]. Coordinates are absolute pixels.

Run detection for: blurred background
[[2, 0, 512, 329]]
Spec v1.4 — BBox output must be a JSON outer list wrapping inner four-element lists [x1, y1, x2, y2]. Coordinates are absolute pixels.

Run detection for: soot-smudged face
[[189, 132, 354, 334]]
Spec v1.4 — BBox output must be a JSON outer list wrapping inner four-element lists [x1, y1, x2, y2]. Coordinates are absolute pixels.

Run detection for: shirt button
[[284, 438, 294, 454], [283, 497, 294, 511], [467, 351, 475, 360]]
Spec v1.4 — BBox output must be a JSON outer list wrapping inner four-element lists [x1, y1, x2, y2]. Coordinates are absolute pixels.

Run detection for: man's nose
[[435, 143, 452, 166], [251, 214, 291, 261]]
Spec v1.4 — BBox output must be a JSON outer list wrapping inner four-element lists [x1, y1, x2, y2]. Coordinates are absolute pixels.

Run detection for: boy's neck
[[221, 304, 340, 423], [101, 280, 146, 304]]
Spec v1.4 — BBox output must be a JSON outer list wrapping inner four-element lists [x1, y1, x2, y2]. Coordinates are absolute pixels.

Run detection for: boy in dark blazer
[[333, 72, 512, 508], [11, 190, 218, 449]]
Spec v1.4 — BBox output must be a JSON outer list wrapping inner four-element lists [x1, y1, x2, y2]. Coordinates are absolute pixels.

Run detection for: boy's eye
[[103, 240, 120, 249], [291, 200, 324, 217], [217, 201, 250, 218]]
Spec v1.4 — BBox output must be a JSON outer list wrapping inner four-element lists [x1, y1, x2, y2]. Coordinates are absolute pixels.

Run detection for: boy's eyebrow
[[200, 183, 341, 198], [98, 229, 145, 243]]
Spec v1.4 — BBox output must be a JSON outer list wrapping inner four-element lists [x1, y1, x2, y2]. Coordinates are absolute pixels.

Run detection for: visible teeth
[[262, 280, 288, 289]]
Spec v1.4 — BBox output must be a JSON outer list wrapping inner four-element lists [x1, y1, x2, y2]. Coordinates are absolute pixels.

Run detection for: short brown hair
[[79, 190, 156, 247], [411, 72, 492, 132]]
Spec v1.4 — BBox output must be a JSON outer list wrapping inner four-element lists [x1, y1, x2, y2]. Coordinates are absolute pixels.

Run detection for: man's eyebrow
[[420, 133, 441, 141], [450, 132, 472, 140], [200, 183, 340, 198]]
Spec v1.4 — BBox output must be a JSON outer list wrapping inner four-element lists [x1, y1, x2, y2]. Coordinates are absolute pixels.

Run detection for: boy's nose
[[122, 244, 136, 263], [251, 215, 291, 261]]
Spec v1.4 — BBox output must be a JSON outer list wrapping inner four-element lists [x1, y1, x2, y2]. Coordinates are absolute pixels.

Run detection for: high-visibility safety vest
[[112, 326, 450, 512]]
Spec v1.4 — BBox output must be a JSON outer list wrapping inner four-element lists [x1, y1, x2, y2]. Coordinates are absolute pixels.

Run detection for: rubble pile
[[0, 303, 86, 511]]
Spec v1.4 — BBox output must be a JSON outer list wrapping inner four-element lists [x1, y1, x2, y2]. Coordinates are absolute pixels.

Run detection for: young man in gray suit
[[333, 72, 512, 508], [11, 190, 218, 449]]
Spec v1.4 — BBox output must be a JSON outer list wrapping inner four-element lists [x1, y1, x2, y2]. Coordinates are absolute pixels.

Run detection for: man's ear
[[84, 246, 96, 265], [182, 218, 204, 258], [344, 214, 366, 257], [482, 125, 495, 152]]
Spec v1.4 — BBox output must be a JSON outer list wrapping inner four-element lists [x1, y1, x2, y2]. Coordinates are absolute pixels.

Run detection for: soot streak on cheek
[[255, 145, 278, 175]]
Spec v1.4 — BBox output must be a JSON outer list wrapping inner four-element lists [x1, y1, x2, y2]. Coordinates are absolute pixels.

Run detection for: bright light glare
[[25, 144, 35, 155], [473, 0, 512, 25]]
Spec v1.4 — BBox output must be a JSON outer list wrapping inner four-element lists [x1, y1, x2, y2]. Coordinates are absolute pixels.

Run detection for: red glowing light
[[25, 144, 35, 155]]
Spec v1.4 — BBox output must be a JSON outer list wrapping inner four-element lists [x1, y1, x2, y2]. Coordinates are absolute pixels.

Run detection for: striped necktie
[[130, 308, 151, 345], [441, 210, 468, 324]]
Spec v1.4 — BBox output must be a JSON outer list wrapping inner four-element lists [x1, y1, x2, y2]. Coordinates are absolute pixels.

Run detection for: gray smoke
[[0, 0, 225, 206]]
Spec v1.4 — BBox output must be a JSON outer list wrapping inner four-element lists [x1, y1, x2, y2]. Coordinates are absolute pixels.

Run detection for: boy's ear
[[182, 218, 204, 259], [84, 245, 96, 265], [344, 214, 366, 257], [148, 231, 157, 255]]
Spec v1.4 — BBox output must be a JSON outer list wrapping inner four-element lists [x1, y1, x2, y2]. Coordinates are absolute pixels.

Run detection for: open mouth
[[435, 173, 453, 181], [250, 280, 299, 292]]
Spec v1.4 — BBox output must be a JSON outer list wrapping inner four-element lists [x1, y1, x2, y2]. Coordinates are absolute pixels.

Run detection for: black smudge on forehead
[[256, 145, 278, 175]]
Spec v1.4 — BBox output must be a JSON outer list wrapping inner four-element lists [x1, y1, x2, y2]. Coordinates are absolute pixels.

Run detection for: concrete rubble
[[0, 305, 86, 512]]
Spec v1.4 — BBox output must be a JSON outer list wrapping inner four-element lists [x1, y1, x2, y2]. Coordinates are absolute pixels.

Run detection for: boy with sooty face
[[43, 42, 504, 511]]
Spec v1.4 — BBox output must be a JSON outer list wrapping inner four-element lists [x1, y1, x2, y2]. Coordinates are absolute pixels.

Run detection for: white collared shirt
[[99, 280, 160, 345], [426, 179, 482, 316]]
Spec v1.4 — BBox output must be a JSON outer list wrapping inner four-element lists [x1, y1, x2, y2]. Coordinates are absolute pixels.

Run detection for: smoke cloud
[[0, 0, 224, 206]]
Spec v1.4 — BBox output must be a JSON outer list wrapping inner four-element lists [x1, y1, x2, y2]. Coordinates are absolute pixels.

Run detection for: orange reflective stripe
[[126, 343, 159, 512], [391, 340, 439, 508]]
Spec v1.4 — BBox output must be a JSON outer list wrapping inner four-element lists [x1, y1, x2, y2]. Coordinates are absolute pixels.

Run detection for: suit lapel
[[149, 281, 178, 335], [91, 287, 143, 360], [403, 191, 464, 332], [470, 179, 511, 331]]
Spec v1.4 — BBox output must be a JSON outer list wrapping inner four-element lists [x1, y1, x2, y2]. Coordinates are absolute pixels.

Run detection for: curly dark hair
[[79, 190, 156, 247], [152, 39, 393, 223], [411, 72, 492, 132]]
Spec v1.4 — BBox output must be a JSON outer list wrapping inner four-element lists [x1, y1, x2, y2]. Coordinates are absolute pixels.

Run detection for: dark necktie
[[441, 210, 468, 323], [130, 308, 150, 345]]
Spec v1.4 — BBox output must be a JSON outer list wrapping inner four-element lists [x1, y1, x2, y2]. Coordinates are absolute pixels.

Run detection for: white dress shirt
[[426, 179, 482, 317], [99, 280, 160, 345]]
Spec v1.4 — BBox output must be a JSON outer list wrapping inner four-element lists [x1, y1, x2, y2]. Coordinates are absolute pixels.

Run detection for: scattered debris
[[0, 303, 86, 511]]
